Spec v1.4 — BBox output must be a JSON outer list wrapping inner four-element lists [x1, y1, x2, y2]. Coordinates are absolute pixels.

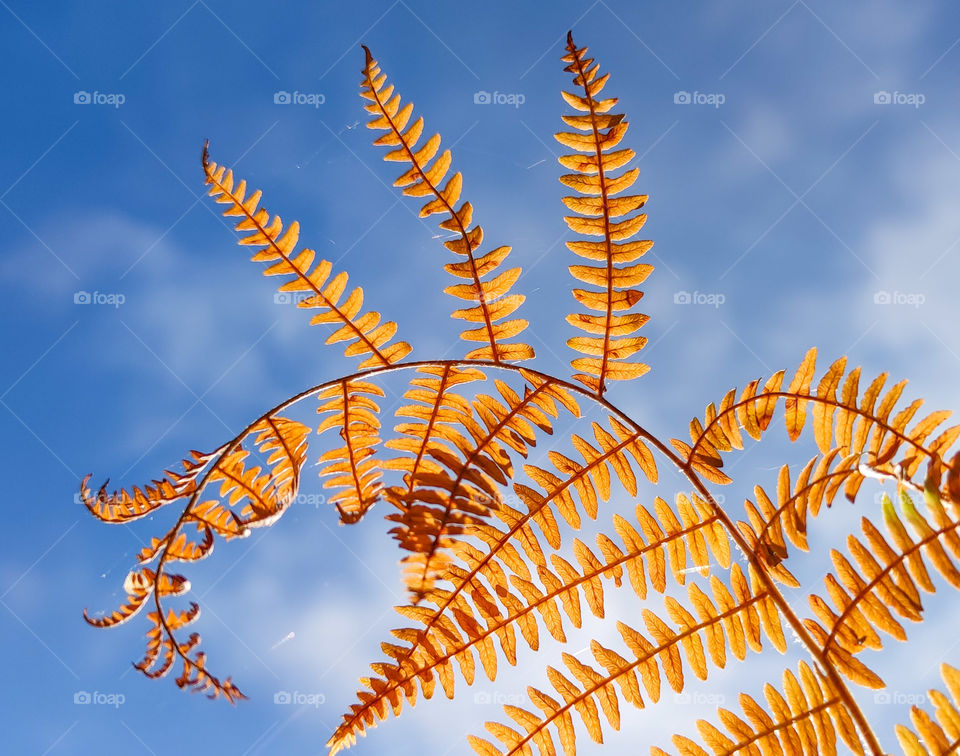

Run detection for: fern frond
[[83, 413, 309, 702], [202, 143, 411, 368], [734, 449, 861, 587], [803, 485, 960, 690], [386, 370, 581, 601], [360, 46, 534, 363], [318, 379, 385, 524], [895, 663, 960, 755], [327, 492, 728, 753], [660, 661, 864, 756], [556, 31, 654, 397], [681, 348, 960, 494], [79, 449, 216, 523], [469, 564, 785, 756]]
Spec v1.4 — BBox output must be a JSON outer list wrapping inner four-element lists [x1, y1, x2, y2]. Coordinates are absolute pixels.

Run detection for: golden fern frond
[[79, 449, 217, 523], [469, 563, 786, 756], [680, 348, 960, 493], [386, 371, 581, 601], [735, 449, 861, 587], [895, 663, 960, 755], [802, 484, 960, 691], [556, 31, 654, 397], [83, 413, 310, 701], [360, 46, 534, 363], [202, 143, 411, 369], [327, 492, 729, 754], [658, 661, 863, 756], [317, 379, 385, 524]]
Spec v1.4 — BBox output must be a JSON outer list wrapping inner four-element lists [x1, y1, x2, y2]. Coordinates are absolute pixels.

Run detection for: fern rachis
[[78, 32, 960, 756]]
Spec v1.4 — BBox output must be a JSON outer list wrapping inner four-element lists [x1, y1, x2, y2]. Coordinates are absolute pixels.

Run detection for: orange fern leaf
[[662, 661, 864, 756], [386, 371, 581, 601], [895, 663, 960, 755], [203, 143, 411, 368], [469, 563, 785, 756], [557, 31, 654, 396], [803, 486, 960, 691], [326, 488, 723, 753], [317, 379, 385, 524], [681, 348, 960, 497], [79, 449, 216, 523], [361, 46, 534, 363]]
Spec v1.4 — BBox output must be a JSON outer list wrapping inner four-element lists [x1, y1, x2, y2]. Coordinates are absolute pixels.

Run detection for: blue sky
[[2, 1, 960, 754]]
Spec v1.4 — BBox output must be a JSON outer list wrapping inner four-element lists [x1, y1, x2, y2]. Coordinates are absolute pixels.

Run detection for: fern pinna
[[80, 32, 960, 756]]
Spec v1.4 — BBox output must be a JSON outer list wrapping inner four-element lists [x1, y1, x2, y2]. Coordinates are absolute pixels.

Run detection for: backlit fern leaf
[[203, 143, 411, 369], [659, 661, 864, 756], [83, 413, 309, 701], [895, 663, 960, 755], [361, 47, 534, 363], [557, 31, 654, 396], [802, 486, 960, 690], [327, 492, 729, 754], [680, 348, 960, 493], [385, 369, 579, 601], [317, 379, 385, 525], [79, 449, 217, 524], [470, 563, 786, 756]]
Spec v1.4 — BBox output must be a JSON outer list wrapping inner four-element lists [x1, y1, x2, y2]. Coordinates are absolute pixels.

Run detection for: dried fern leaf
[[386, 370, 580, 601], [682, 348, 960, 496], [83, 413, 309, 703], [895, 663, 960, 755], [661, 661, 864, 756], [327, 492, 729, 753], [734, 450, 860, 587], [469, 564, 785, 756], [804, 485, 960, 690], [317, 379, 385, 524], [203, 143, 411, 368], [79, 449, 216, 523], [361, 46, 533, 363], [556, 31, 654, 396]]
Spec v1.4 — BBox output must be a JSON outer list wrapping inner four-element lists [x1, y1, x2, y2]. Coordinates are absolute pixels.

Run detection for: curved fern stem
[[145, 356, 885, 754]]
